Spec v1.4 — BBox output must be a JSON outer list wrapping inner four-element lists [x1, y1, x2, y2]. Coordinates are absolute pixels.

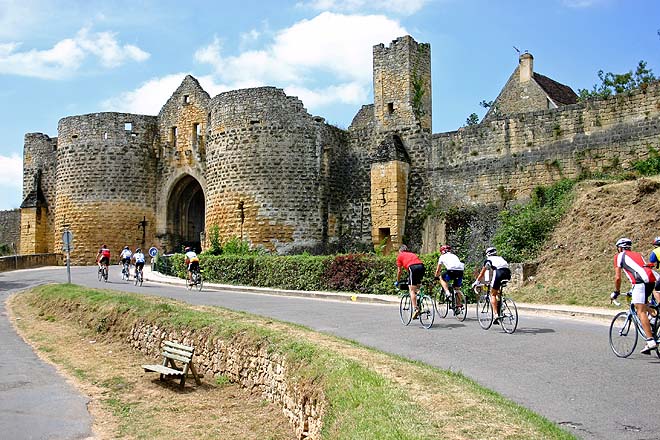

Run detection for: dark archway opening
[[167, 175, 205, 253]]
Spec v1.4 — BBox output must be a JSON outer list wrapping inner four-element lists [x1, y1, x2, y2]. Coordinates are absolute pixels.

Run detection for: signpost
[[62, 229, 73, 284], [148, 247, 158, 271]]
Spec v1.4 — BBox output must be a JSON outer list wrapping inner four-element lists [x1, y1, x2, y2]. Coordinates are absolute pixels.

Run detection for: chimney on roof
[[519, 52, 533, 83]]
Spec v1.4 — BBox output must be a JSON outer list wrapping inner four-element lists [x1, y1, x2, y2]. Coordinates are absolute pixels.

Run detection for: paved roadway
[[2, 266, 659, 440]]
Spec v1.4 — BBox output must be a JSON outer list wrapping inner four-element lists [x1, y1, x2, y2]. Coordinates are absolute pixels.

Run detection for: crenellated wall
[[428, 83, 660, 207], [54, 113, 160, 263]]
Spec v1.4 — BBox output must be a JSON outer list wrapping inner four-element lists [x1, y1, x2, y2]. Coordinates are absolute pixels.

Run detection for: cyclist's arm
[[434, 262, 443, 278], [475, 266, 487, 283], [614, 265, 622, 293], [396, 265, 402, 283]]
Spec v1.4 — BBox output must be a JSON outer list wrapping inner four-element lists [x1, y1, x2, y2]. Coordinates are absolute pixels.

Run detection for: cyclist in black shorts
[[473, 247, 511, 325]]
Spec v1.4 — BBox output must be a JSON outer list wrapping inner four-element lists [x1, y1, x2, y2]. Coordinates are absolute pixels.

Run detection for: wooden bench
[[142, 341, 201, 388]]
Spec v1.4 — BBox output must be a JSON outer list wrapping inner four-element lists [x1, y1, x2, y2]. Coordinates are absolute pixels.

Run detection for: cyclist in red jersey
[[611, 237, 658, 354], [395, 245, 426, 319], [95, 244, 111, 272]]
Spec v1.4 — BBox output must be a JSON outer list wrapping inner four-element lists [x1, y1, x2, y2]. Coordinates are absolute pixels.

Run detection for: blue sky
[[0, 0, 658, 210]]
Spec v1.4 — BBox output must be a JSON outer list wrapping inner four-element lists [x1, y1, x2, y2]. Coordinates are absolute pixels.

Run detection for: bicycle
[[187, 267, 203, 291], [474, 280, 518, 333], [399, 281, 435, 329], [121, 260, 131, 281], [435, 279, 468, 322], [609, 291, 660, 358], [134, 266, 143, 287], [97, 264, 108, 282]]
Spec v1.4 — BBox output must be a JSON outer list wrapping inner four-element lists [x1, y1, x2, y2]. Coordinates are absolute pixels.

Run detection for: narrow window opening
[[124, 122, 132, 131], [71, 134, 78, 139], [103, 132, 108, 140], [193, 123, 200, 148], [171, 127, 178, 147], [183, 95, 190, 104], [387, 102, 394, 114]]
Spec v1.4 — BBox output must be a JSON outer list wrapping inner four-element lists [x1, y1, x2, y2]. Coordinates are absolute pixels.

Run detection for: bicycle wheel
[[196, 274, 203, 291], [476, 293, 493, 329], [399, 294, 412, 325], [499, 297, 518, 334], [454, 291, 468, 322], [435, 291, 449, 318], [609, 311, 637, 358], [98, 268, 103, 282], [103, 267, 108, 282], [419, 295, 435, 329]]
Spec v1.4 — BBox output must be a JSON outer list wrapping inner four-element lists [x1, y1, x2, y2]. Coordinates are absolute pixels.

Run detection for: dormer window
[[124, 122, 132, 131]]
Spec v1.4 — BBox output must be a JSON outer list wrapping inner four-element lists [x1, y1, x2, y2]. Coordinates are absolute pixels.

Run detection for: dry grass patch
[[9, 293, 294, 440]]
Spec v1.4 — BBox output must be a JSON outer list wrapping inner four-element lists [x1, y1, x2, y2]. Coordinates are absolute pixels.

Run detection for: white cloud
[[100, 73, 228, 115], [0, 26, 150, 79], [193, 12, 406, 110], [297, 0, 431, 15], [0, 153, 23, 210]]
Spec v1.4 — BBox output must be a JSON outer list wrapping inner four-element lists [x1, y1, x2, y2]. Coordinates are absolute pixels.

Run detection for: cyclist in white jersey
[[132, 248, 145, 277], [434, 244, 465, 308], [473, 247, 511, 325]]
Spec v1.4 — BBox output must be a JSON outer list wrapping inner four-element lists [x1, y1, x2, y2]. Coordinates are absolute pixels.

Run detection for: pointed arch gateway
[[167, 175, 205, 252]]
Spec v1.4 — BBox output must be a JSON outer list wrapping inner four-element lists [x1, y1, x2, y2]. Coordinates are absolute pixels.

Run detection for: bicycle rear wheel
[[399, 294, 412, 325], [454, 292, 468, 322], [98, 268, 103, 282], [609, 311, 637, 358], [419, 295, 435, 329], [103, 267, 108, 282], [196, 274, 203, 291], [435, 292, 449, 318], [476, 292, 493, 329], [499, 297, 518, 333]]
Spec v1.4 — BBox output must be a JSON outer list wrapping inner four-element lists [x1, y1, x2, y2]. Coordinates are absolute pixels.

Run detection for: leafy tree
[[578, 61, 657, 101], [465, 113, 480, 126]]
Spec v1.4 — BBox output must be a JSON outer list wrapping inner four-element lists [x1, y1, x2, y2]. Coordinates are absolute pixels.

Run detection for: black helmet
[[124, 246, 129, 250], [485, 247, 497, 256], [136, 248, 141, 252], [615, 238, 632, 249], [653, 237, 660, 247]]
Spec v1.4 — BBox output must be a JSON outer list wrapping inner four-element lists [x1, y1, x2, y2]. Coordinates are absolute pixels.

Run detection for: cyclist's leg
[[634, 283, 657, 352], [452, 270, 464, 307]]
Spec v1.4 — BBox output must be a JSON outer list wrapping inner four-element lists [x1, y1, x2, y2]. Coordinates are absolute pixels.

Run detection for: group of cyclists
[[95, 244, 146, 281], [611, 236, 660, 355], [396, 243, 511, 324]]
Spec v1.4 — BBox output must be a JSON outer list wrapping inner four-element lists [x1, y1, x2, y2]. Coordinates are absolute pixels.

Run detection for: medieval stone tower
[[17, 34, 660, 262]]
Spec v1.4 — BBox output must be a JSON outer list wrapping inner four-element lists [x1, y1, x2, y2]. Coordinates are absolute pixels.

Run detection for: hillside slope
[[514, 177, 660, 306]]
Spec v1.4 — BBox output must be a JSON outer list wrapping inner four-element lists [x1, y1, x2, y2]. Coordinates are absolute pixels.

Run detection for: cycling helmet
[[653, 237, 660, 247], [184, 246, 191, 251], [615, 238, 632, 249], [440, 245, 451, 254], [399, 244, 408, 252], [124, 246, 129, 250], [136, 248, 141, 252], [485, 247, 497, 256]]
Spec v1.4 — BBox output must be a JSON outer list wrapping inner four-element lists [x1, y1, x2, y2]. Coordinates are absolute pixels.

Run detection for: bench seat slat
[[164, 347, 194, 358], [163, 341, 194, 351], [161, 351, 192, 364], [142, 364, 185, 376]]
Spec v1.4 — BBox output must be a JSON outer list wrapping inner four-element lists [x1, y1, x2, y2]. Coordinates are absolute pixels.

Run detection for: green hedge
[[158, 252, 458, 296]]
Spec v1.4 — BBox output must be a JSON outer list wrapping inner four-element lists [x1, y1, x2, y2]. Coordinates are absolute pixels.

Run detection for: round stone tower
[[206, 87, 329, 253], [55, 113, 159, 263]]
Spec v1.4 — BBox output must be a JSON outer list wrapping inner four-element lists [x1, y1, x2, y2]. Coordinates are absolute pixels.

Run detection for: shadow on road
[[512, 327, 555, 335]]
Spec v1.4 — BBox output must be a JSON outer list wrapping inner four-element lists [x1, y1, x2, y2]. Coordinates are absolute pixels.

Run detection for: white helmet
[[485, 247, 497, 256], [615, 238, 632, 249]]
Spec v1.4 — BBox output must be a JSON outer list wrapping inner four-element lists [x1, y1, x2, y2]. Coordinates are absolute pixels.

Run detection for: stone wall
[[206, 88, 347, 253], [55, 113, 160, 264], [129, 322, 323, 439], [0, 253, 61, 272], [428, 82, 660, 207], [0, 209, 20, 252]]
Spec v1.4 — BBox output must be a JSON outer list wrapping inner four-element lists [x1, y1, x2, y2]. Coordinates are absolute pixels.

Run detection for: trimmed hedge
[[157, 252, 454, 296]]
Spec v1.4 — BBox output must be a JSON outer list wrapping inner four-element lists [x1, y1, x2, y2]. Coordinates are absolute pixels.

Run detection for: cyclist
[[184, 246, 200, 285], [395, 244, 425, 319], [646, 236, 660, 307], [611, 237, 658, 354], [95, 244, 111, 273], [119, 246, 132, 276], [132, 247, 145, 279], [434, 244, 465, 309], [473, 247, 511, 325]]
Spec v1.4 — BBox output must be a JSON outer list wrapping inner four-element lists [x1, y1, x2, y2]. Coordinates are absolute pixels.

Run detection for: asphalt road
[[2, 266, 659, 440]]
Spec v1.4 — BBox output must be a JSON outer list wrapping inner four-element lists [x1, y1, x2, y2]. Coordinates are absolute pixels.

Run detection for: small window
[[124, 122, 132, 131], [183, 95, 190, 104], [171, 127, 178, 147], [387, 102, 394, 114], [71, 134, 78, 139], [103, 132, 108, 140]]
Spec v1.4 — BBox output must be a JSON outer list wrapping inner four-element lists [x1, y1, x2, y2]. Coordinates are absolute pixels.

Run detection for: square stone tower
[[373, 36, 432, 132]]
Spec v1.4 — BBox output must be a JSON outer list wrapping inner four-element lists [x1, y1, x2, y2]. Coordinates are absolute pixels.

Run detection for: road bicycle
[[435, 279, 468, 322], [399, 281, 435, 329], [187, 267, 203, 292], [609, 291, 660, 358], [134, 265, 144, 287], [474, 280, 518, 333], [97, 264, 108, 282], [121, 260, 131, 281]]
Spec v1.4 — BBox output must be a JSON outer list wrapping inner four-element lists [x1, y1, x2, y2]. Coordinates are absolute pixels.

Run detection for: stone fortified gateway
[[17, 35, 660, 263]]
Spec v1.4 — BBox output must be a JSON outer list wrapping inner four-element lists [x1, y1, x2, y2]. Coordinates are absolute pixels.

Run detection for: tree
[[465, 113, 480, 126], [578, 60, 657, 101]]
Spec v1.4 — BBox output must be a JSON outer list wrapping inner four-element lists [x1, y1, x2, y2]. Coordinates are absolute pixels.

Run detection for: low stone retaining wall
[[128, 321, 323, 439], [0, 253, 62, 272]]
